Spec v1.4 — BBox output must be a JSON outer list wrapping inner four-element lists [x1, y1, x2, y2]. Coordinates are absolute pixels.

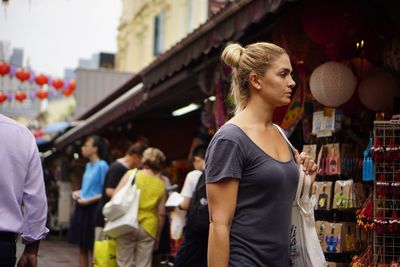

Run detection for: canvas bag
[[275, 125, 327, 267], [103, 169, 138, 221], [103, 169, 141, 238]]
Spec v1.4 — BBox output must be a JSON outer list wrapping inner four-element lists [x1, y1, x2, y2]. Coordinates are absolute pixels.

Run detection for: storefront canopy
[[55, 0, 288, 149]]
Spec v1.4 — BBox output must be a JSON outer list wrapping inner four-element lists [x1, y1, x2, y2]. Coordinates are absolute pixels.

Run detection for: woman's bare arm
[[207, 178, 239, 267]]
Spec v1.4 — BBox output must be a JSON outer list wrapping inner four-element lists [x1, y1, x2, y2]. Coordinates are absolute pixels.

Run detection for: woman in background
[[113, 147, 167, 267], [68, 135, 109, 267]]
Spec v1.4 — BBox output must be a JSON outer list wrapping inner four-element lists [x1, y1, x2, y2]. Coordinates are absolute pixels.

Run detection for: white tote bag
[[102, 169, 138, 221], [274, 125, 326, 267], [103, 170, 141, 238]]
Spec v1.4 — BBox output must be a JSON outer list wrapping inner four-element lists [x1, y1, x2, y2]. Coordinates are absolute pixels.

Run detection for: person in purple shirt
[[0, 114, 49, 267], [68, 135, 109, 267]]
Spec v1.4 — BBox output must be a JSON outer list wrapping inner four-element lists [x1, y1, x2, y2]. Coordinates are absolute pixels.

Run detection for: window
[[153, 11, 165, 56]]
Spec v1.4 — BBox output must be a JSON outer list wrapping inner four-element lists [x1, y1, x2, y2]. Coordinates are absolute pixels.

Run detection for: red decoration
[[0, 91, 7, 103], [62, 80, 76, 96], [15, 69, 30, 82], [301, 0, 363, 61], [36, 89, 48, 100], [0, 61, 10, 76], [51, 79, 64, 90], [14, 91, 27, 102], [33, 129, 44, 138], [35, 74, 48, 86], [68, 80, 76, 91]]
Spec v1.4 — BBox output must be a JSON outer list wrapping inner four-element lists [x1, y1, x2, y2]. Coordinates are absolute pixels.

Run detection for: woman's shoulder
[[211, 123, 247, 145], [137, 171, 165, 188]]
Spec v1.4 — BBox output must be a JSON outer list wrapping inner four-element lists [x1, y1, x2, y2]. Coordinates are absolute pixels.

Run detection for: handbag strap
[[127, 168, 138, 186], [273, 124, 304, 202]]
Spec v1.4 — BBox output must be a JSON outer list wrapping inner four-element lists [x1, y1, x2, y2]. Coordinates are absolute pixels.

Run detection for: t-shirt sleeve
[[205, 137, 244, 183], [180, 171, 201, 198], [106, 165, 128, 188]]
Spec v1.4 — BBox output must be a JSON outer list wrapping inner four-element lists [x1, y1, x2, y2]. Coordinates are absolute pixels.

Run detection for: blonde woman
[[205, 42, 318, 267], [113, 147, 167, 267]]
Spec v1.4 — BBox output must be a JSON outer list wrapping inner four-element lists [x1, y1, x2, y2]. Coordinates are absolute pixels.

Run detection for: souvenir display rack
[[373, 120, 400, 265]]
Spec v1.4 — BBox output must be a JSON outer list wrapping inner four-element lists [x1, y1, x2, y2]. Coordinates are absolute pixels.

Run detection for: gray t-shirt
[[205, 123, 299, 267]]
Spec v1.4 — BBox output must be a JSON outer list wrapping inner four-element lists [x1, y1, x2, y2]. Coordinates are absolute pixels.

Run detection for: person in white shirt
[[174, 144, 208, 267]]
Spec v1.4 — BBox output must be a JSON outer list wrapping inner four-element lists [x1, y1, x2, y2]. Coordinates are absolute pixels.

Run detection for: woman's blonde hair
[[221, 42, 287, 113], [142, 147, 166, 172]]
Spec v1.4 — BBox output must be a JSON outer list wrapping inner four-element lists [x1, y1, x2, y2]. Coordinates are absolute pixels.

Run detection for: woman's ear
[[249, 73, 261, 90]]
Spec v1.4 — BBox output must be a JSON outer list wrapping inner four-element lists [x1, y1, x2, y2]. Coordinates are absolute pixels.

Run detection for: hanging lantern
[[62, 80, 76, 96], [36, 88, 48, 100], [383, 35, 400, 76], [51, 78, 64, 90], [358, 69, 400, 112], [301, 0, 361, 47], [14, 91, 27, 102], [68, 80, 76, 91], [309, 62, 357, 107], [34, 74, 48, 86], [351, 57, 374, 78], [15, 69, 30, 83], [0, 91, 7, 103], [0, 61, 10, 76]]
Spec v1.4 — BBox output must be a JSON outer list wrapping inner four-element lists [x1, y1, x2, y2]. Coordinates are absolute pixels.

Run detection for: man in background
[[0, 114, 49, 267]]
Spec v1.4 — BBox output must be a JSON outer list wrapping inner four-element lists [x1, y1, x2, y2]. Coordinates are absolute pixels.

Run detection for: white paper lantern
[[358, 69, 400, 112], [310, 62, 357, 107]]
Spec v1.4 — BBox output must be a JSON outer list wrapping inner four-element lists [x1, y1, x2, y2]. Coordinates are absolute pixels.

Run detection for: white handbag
[[103, 169, 141, 238], [102, 169, 138, 221], [274, 125, 327, 267]]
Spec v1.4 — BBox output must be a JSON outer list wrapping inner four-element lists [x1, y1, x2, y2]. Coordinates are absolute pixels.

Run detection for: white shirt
[[180, 170, 203, 198]]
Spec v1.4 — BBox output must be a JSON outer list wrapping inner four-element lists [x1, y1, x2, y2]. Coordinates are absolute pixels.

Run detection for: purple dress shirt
[[0, 114, 49, 243]]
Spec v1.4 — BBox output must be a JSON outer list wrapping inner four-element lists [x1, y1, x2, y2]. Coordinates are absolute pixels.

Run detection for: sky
[[0, 0, 122, 77]]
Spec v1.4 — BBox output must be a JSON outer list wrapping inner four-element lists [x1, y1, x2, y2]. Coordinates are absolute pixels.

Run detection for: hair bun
[[221, 43, 244, 68]]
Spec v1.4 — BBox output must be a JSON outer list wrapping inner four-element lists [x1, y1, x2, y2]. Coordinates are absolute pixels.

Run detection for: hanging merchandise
[[371, 120, 400, 266], [362, 135, 375, 182]]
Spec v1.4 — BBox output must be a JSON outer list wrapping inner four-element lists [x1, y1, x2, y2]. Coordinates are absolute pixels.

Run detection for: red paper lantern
[[35, 74, 49, 86], [0, 61, 10, 76], [15, 91, 27, 102], [15, 69, 30, 82], [0, 91, 7, 103], [358, 69, 400, 112], [62, 87, 74, 96], [62, 80, 76, 96], [51, 79, 64, 90], [301, 0, 361, 47], [36, 89, 49, 100], [68, 80, 76, 91]]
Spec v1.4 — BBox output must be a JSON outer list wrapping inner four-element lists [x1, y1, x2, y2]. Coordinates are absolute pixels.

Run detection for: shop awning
[[141, 0, 287, 87], [55, 82, 145, 149], [54, 0, 287, 149]]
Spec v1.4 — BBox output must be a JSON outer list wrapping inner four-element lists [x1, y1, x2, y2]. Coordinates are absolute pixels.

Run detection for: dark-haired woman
[[68, 135, 109, 267]]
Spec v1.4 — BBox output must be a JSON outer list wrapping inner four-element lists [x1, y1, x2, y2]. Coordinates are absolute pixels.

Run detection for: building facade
[[116, 0, 209, 72]]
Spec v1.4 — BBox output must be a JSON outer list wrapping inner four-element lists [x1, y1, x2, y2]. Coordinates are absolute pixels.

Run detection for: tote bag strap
[[273, 124, 304, 203], [127, 168, 138, 186]]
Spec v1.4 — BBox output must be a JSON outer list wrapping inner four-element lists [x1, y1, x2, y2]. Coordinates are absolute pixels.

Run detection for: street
[[17, 239, 79, 267]]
